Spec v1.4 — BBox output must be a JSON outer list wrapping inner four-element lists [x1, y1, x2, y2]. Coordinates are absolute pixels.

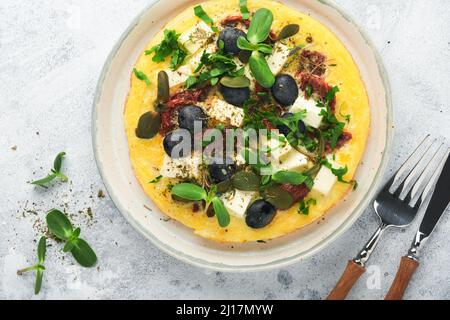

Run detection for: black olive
[[218, 28, 247, 55], [208, 158, 237, 184], [178, 105, 208, 132], [277, 113, 307, 136], [220, 85, 250, 107], [245, 200, 277, 229], [163, 129, 193, 158], [271, 74, 299, 107]]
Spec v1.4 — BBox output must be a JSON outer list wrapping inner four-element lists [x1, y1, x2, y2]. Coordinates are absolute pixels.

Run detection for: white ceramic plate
[[92, 0, 393, 272]]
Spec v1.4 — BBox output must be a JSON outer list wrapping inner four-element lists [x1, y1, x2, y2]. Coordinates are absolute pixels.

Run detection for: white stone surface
[[0, 0, 449, 300]]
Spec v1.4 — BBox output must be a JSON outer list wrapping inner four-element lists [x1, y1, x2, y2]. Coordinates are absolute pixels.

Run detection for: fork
[[327, 135, 446, 300]]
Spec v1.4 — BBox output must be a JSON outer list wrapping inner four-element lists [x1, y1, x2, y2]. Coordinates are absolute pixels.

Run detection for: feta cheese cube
[[290, 95, 325, 129], [261, 134, 293, 160], [221, 190, 256, 219], [165, 65, 191, 88], [205, 99, 244, 127], [312, 159, 344, 195], [274, 150, 309, 172], [160, 154, 202, 179], [188, 41, 217, 72], [179, 21, 215, 54], [267, 42, 291, 75]]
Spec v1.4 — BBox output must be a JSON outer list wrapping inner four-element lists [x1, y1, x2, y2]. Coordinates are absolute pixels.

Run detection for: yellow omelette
[[124, 0, 370, 242]]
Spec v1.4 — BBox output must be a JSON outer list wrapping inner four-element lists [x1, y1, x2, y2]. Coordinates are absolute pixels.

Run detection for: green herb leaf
[[171, 183, 208, 201], [46, 209, 74, 241], [220, 76, 250, 88], [247, 8, 273, 44], [249, 51, 275, 88], [145, 30, 187, 70], [239, 0, 250, 20], [35, 268, 44, 295], [272, 171, 313, 187], [194, 5, 218, 32], [149, 175, 163, 184], [133, 68, 151, 86], [256, 43, 273, 54], [37, 236, 46, 264], [211, 197, 230, 227], [31, 152, 68, 187], [63, 239, 76, 253], [70, 238, 97, 268], [298, 198, 317, 215], [53, 152, 65, 173], [322, 159, 350, 183]]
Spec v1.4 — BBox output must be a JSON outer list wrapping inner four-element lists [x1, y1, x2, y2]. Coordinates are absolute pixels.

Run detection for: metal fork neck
[[353, 223, 389, 267]]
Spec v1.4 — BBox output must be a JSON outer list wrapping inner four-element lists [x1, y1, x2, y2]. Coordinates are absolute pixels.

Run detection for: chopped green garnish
[[194, 5, 218, 32], [133, 68, 151, 86], [298, 198, 317, 215], [149, 175, 163, 184], [145, 29, 187, 70], [239, 0, 250, 20]]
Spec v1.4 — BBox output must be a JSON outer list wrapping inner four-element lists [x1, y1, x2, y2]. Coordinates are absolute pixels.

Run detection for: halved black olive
[[218, 28, 247, 55], [220, 85, 250, 107], [208, 158, 237, 184], [135, 111, 161, 139], [178, 105, 208, 132], [245, 200, 277, 229], [163, 129, 192, 159], [271, 74, 299, 107]]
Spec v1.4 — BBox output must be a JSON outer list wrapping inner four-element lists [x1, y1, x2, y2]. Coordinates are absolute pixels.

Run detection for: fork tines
[[388, 135, 449, 208]]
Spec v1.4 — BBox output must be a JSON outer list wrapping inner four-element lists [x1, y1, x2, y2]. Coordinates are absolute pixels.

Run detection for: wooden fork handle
[[327, 260, 365, 300], [385, 256, 419, 300]]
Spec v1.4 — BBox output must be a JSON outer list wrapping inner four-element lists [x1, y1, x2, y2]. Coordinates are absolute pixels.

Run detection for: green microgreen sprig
[[237, 8, 275, 88], [46, 209, 97, 268], [31, 152, 68, 187], [194, 5, 218, 32], [17, 236, 46, 295], [171, 183, 230, 227]]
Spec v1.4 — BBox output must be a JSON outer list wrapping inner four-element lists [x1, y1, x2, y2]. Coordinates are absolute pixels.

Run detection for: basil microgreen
[[149, 175, 163, 184], [17, 236, 46, 295], [171, 183, 230, 227], [31, 152, 68, 187], [249, 51, 275, 88], [145, 30, 187, 70], [187, 51, 239, 88], [133, 68, 151, 86], [298, 198, 317, 215], [272, 171, 314, 189], [246, 8, 273, 44], [194, 5, 218, 32], [46, 209, 97, 268], [236, 8, 275, 88], [239, 0, 250, 20]]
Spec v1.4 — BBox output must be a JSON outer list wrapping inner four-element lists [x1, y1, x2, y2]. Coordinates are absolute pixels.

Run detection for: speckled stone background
[[1, 0, 449, 300]]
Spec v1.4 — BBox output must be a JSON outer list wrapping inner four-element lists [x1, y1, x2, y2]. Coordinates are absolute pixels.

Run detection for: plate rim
[[92, 0, 393, 272]]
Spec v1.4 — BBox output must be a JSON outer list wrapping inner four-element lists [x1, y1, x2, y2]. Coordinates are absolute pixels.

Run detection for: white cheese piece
[[274, 150, 309, 172], [221, 190, 256, 219], [179, 21, 215, 54], [266, 42, 291, 75], [165, 65, 191, 88], [160, 154, 202, 180], [312, 159, 344, 195], [188, 41, 217, 72], [206, 99, 244, 127], [290, 95, 325, 129], [261, 134, 293, 160]]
